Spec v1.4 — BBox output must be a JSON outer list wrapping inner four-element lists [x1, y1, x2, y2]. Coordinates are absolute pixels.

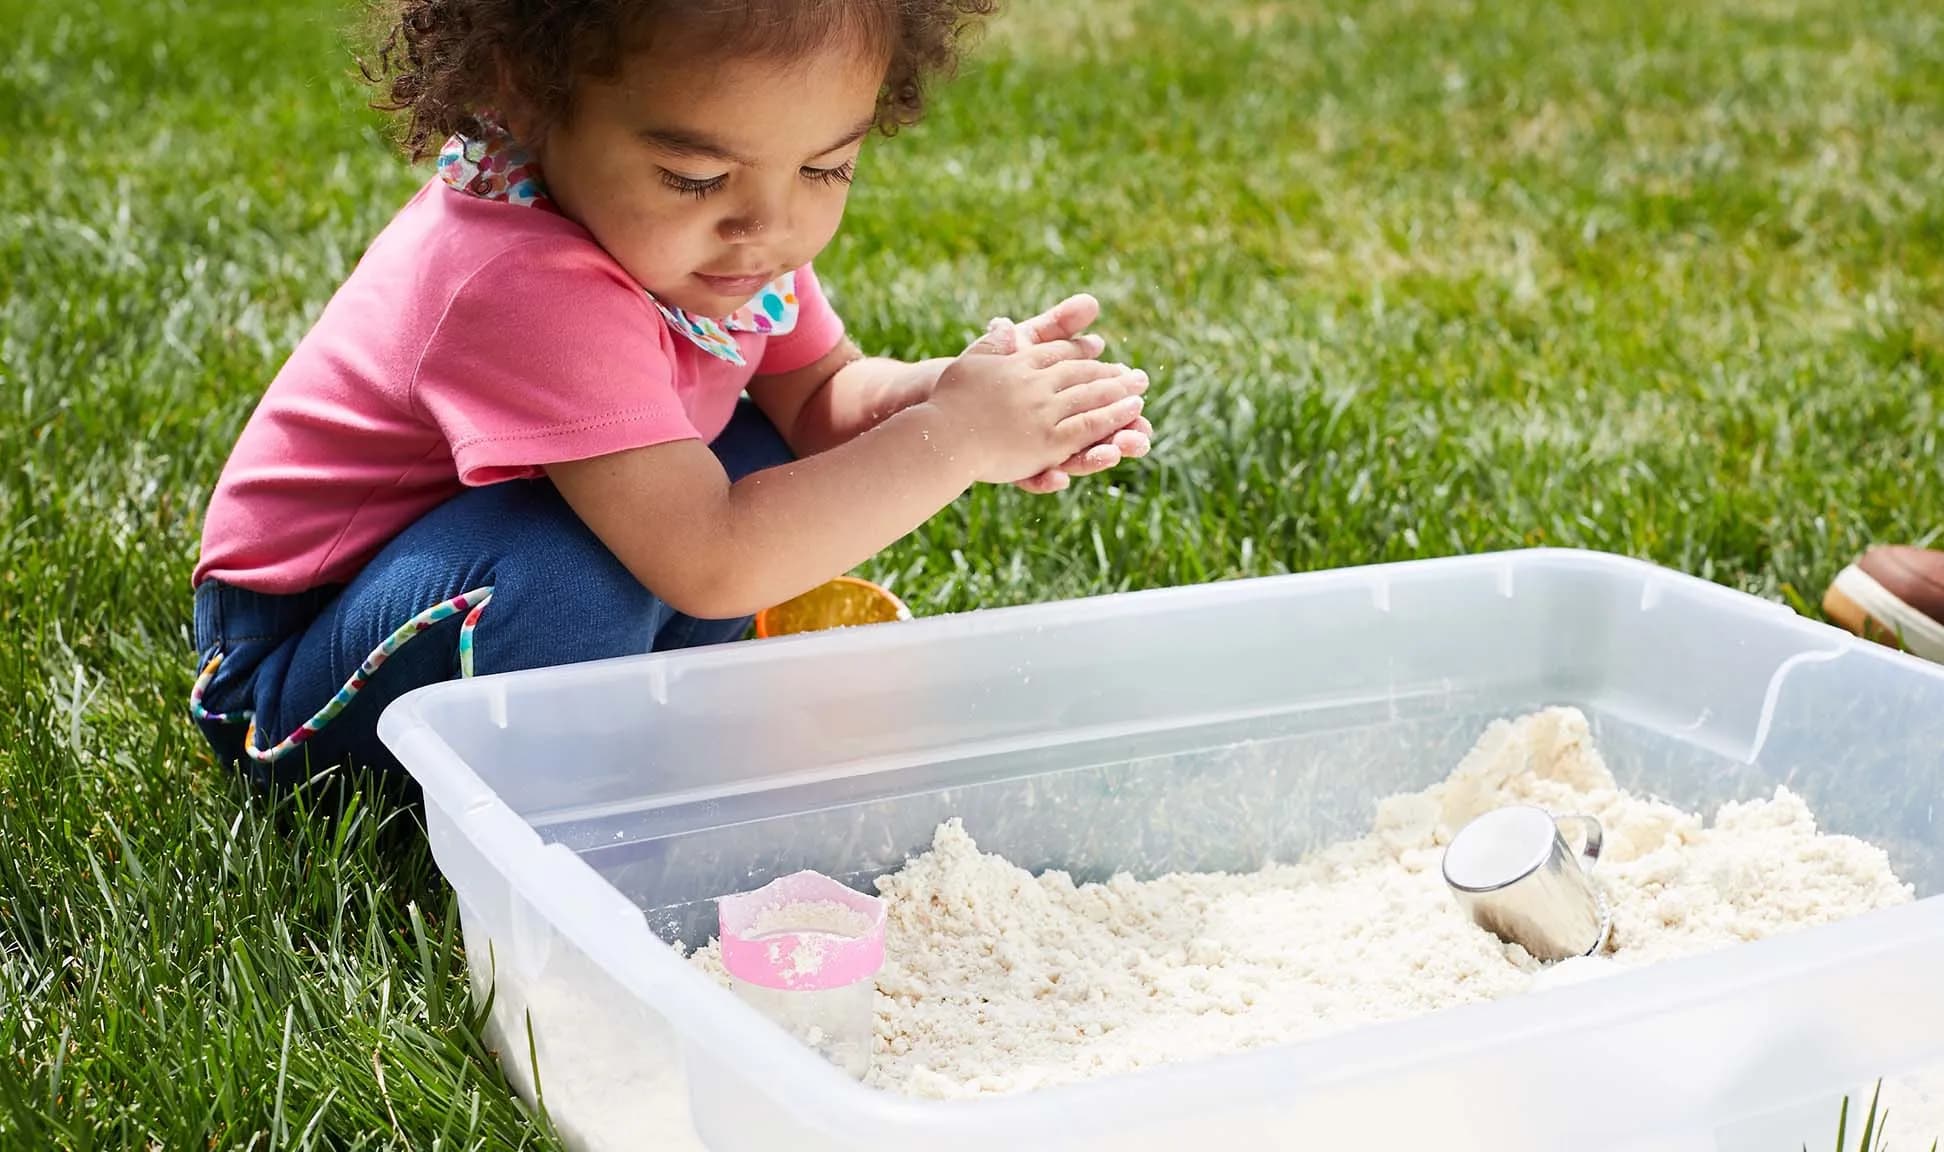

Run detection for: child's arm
[[547, 298, 1147, 620], [753, 348, 956, 457]]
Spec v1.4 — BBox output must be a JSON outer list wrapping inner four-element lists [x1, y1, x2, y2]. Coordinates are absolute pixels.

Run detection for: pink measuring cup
[[717, 871, 887, 991]]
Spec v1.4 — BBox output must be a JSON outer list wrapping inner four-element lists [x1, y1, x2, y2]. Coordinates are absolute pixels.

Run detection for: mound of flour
[[691, 707, 1912, 1099]]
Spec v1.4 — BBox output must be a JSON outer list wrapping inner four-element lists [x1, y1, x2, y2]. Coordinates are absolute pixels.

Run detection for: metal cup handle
[[1555, 812, 1604, 875]]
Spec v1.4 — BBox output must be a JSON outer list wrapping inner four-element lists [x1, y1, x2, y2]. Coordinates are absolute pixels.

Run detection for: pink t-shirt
[[194, 180, 845, 594]]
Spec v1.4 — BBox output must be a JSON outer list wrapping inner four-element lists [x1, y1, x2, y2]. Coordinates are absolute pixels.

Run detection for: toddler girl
[[190, 0, 1153, 787]]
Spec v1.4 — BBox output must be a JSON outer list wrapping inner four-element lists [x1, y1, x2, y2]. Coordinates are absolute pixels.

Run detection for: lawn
[[2, 0, 1942, 1145]]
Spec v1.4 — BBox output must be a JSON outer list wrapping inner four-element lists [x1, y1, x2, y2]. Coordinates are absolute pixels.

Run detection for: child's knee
[[455, 481, 644, 595], [474, 535, 669, 671]]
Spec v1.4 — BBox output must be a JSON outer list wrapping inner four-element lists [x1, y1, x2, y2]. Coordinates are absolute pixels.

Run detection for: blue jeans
[[193, 400, 793, 790]]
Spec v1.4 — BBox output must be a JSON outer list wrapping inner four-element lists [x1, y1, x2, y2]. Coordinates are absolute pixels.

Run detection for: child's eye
[[801, 161, 856, 188], [659, 170, 728, 199]]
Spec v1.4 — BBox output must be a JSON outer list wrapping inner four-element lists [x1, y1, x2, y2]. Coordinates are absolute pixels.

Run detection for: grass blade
[[271, 1003, 295, 1148], [294, 1086, 337, 1151], [409, 902, 441, 1031]]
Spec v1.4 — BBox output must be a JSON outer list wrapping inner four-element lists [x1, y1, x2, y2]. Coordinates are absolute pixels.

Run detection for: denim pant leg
[[192, 583, 339, 775], [242, 400, 794, 783]]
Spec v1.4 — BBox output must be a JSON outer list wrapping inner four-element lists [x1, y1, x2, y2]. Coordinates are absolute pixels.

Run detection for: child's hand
[[928, 295, 1148, 485], [1013, 413, 1155, 494], [995, 296, 1154, 495]]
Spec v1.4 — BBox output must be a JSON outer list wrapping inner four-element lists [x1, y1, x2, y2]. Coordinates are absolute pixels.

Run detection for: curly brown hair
[[363, 0, 998, 161]]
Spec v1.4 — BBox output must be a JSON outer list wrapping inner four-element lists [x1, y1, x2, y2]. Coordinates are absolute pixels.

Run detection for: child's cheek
[[614, 224, 701, 297]]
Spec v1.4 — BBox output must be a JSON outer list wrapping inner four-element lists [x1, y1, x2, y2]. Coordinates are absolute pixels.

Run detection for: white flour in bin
[[742, 899, 873, 980], [690, 707, 1916, 1100], [748, 899, 872, 939]]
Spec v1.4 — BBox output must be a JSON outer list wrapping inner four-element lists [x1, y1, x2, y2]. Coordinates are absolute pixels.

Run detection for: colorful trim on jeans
[[190, 586, 495, 764]]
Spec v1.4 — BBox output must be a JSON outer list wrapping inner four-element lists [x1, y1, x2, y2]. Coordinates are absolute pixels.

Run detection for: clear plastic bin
[[377, 549, 1944, 1152], [728, 981, 874, 1081]]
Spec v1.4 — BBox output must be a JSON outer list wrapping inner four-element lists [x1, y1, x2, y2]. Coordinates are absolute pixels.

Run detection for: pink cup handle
[[718, 871, 886, 992]]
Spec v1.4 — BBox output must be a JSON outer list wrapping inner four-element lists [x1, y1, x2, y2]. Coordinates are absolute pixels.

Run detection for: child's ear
[[492, 50, 542, 145]]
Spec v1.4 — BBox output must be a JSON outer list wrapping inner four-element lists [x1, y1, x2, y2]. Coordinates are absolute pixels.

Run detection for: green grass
[[2, 0, 1942, 1144], [1816, 1081, 1941, 1152]]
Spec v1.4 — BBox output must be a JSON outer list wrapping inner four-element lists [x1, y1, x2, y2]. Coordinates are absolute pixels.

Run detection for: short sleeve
[[756, 262, 847, 376], [413, 239, 700, 485]]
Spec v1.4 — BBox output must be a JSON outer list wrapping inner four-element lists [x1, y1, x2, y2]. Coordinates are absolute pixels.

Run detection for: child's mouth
[[693, 271, 773, 299]]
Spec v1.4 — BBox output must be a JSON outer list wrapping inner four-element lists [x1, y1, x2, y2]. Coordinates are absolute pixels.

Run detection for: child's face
[[530, 41, 886, 317]]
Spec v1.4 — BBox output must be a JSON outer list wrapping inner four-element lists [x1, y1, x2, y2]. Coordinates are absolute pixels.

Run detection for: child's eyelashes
[[659, 170, 729, 199], [801, 160, 856, 188], [656, 163, 857, 200]]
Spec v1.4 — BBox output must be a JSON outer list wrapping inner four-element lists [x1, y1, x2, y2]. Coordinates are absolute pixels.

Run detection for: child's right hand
[[928, 297, 1149, 485]]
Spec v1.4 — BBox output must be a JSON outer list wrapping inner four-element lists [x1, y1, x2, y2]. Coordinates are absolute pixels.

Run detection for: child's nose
[[718, 186, 794, 245], [717, 215, 767, 243]]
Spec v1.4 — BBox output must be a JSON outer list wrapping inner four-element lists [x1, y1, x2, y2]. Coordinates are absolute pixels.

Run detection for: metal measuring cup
[[1441, 804, 1610, 962]]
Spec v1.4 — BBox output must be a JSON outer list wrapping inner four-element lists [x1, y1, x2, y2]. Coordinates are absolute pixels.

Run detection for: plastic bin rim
[[382, 547, 1878, 716]]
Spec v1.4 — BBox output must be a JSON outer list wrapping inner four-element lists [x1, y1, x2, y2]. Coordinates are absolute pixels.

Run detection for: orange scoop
[[754, 576, 910, 639]]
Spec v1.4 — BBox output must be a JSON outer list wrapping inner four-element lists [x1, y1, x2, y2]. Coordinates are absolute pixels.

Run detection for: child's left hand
[[1000, 297, 1154, 495]]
